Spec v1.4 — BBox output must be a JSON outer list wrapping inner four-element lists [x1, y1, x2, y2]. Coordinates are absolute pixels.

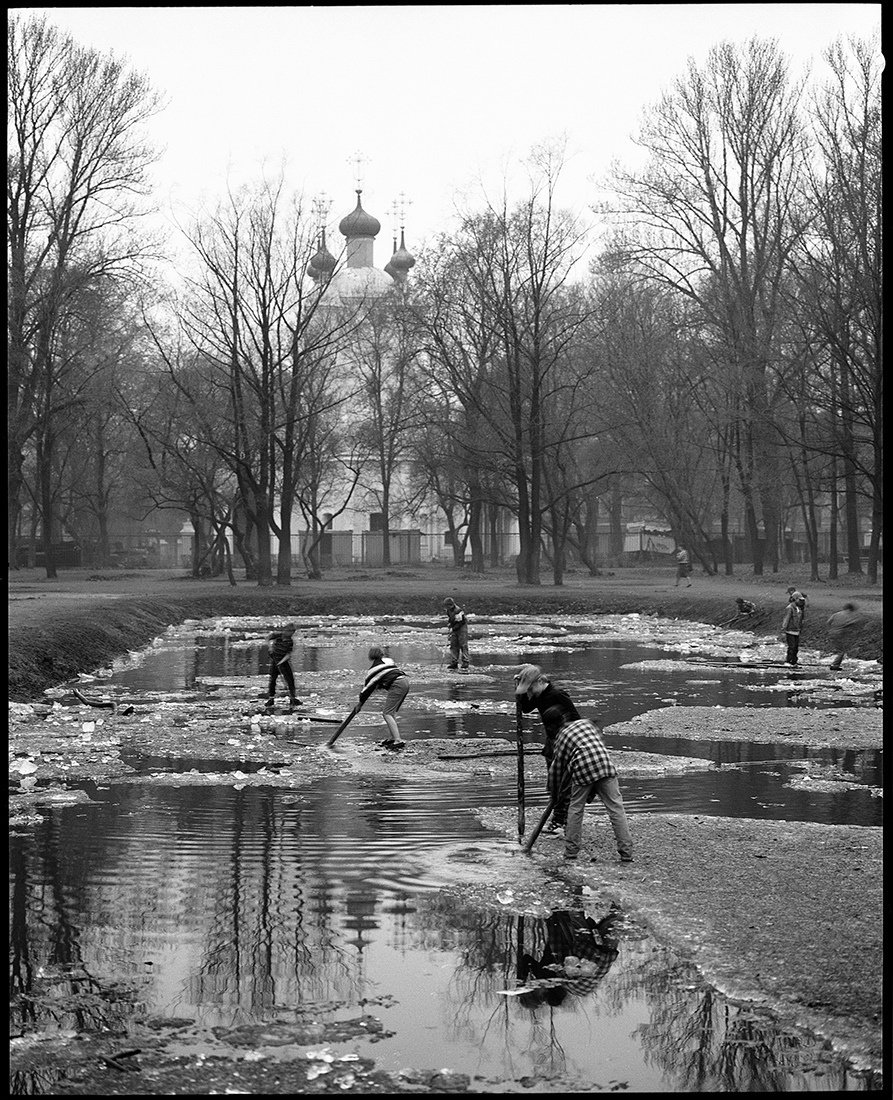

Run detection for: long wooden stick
[[522, 799, 557, 854], [516, 699, 525, 843], [326, 702, 363, 747]]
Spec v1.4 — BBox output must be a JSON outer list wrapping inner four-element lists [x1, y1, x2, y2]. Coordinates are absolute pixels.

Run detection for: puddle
[[94, 612, 880, 725], [9, 782, 880, 1093], [12, 612, 882, 1092]]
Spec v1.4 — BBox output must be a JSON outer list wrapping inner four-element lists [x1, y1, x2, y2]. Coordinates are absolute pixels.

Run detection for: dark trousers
[[448, 625, 469, 668], [267, 660, 297, 702], [785, 633, 800, 666]]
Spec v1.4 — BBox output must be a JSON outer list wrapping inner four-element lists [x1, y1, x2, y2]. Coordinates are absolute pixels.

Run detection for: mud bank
[[7, 566, 883, 700]]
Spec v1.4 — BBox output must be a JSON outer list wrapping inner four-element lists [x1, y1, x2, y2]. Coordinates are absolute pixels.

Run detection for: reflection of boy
[[518, 907, 620, 1007], [265, 624, 301, 709]]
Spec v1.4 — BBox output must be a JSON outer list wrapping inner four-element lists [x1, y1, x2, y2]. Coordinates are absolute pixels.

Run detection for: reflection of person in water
[[518, 906, 620, 1007]]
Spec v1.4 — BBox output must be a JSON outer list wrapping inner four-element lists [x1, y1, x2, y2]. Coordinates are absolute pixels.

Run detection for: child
[[443, 597, 470, 669], [360, 645, 410, 750], [265, 624, 301, 710], [513, 664, 582, 834]]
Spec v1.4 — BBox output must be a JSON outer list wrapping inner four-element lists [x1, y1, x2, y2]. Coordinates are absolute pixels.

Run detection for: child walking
[[265, 624, 301, 710]]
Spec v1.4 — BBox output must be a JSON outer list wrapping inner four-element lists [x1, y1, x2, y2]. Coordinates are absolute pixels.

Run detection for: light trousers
[[565, 776, 633, 860]]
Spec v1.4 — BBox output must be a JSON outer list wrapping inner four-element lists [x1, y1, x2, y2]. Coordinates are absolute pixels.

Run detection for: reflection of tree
[[633, 968, 861, 1090], [10, 819, 145, 1041]]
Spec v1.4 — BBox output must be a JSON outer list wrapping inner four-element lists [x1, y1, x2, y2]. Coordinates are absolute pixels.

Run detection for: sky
[[11, 4, 883, 266]]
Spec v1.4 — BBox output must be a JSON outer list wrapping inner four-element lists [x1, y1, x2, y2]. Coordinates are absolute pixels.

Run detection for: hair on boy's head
[[443, 597, 455, 607], [542, 705, 569, 730], [515, 664, 543, 691], [368, 645, 385, 661], [843, 602, 857, 611]]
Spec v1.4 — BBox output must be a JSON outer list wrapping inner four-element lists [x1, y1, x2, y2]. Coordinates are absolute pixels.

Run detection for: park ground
[[8, 562, 884, 1091]]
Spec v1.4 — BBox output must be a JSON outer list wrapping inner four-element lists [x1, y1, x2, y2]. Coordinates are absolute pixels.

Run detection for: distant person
[[674, 546, 692, 587], [265, 624, 301, 710], [360, 645, 409, 750], [542, 706, 633, 864], [514, 664, 582, 835], [780, 597, 805, 667], [786, 586, 808, 622], [826, 602, 863, 671], [443, 597, 470, 670], [724, 596, 758, 626]]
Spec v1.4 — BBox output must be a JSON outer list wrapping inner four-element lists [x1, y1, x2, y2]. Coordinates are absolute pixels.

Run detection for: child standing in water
[[265, 624, 301, 710], [360, 645, 410, 750]]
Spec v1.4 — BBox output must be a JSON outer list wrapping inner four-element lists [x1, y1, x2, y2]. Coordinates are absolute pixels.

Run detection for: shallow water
[[8, 781, 881, 1092], [10, 613, 883, 1092]]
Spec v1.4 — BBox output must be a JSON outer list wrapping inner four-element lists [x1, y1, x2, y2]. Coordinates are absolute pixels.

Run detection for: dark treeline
[[8, 16, 882, 584]]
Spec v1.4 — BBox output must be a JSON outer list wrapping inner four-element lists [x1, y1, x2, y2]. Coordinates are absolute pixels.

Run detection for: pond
[[9, 613, 883, 1093]]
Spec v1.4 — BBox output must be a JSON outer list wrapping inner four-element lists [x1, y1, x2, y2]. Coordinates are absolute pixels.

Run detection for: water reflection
[[105, 613, 871, 730], [9, 784, 880, 1093]]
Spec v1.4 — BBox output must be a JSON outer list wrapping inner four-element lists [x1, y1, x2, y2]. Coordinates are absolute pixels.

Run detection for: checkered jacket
[[549, 718, 617, 799]]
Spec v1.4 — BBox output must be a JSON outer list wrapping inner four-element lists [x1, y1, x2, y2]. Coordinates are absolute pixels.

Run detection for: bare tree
[[172, 176, 362, 585], [606, 38, 810, 574], [7, 13, 162, 573], [790, 32, 882, 581]]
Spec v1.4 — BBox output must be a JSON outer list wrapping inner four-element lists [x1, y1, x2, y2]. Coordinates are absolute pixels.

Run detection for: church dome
[[389, 229, 416, 272], [308, 242, 336, 275], [339, 191, 381, 239]]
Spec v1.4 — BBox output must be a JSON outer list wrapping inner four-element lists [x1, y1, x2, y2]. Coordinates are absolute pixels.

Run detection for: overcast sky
[[12, 4, 882, 262]]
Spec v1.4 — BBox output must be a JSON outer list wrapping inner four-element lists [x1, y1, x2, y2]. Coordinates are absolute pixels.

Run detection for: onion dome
[[309, 229, 336, 275], [384, 235, 399, 280], [338, 190, 381, 239], [389, 229, 416, 273]]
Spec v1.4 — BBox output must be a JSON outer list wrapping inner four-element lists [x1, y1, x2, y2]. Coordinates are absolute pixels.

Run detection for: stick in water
[[516, 699, 526, 843], [326, 702, 362, 748], [522, 800, 557, 854]]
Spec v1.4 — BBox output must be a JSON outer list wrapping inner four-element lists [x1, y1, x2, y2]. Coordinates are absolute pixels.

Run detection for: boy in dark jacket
[[513, 664, 583, 834], [442, 598, 470, 670], [265, 624, 301, 710]]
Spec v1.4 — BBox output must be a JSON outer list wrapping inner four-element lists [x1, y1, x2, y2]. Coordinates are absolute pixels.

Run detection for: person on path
[[780, 597, 805, 667], [674, 547, 692, 587], [514, 664, 582, 835], [443, 597, 470, 670], [543, 706, 633, 864], [360, 645, 410, 750], [265, 624, 301, 710], [826, 602, 863, 671]]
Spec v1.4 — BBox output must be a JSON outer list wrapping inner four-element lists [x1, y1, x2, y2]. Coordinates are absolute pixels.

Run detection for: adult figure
[[674, 546, 692, 587], [359, 646, 410, 750], [514, 664, 581, 834], [265, 624, 301, 710], [543, 705, 633, 864], [826, 602, 863, 671], [780, 596, 805, 667], [443, 597, 470, 670]]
